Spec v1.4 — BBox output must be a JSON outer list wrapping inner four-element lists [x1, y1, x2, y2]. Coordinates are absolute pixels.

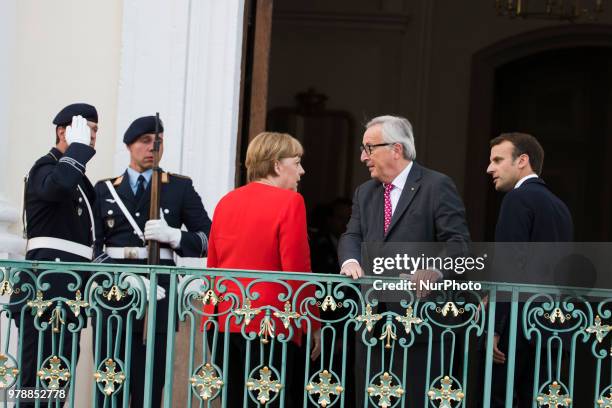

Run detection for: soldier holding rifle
[[92, 115, 211, 407]]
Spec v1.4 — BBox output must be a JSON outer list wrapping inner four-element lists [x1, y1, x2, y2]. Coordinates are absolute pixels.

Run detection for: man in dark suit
[[338, 115, 470, 407], [92, 115, 211, 407], [12, 103, 99, 407], [486, 132, 573, 407]]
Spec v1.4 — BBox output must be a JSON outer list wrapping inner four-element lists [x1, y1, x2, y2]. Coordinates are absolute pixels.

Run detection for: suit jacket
[[338, 161, 470, 265], [494, 177, 573, 242], [338, 161, 470, 326], [92, 169, 211, 333], [205, 182, 319, 345], [493, 177, 573, 336]]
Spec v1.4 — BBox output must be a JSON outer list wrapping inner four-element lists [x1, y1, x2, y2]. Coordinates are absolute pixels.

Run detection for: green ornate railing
[[0, 260, 610, 407]]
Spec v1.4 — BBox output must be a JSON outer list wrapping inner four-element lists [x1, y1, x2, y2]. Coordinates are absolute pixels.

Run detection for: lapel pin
[[107, 218, 115, 228], [77, 207, 83, 216]]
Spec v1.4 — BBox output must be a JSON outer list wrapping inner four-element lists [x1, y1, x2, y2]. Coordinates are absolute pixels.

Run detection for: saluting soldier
[[92, 115, 211, 407], [12, 103, 99, 406]]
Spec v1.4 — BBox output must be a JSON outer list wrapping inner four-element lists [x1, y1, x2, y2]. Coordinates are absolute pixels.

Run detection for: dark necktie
[[134, 175, 146, 202]]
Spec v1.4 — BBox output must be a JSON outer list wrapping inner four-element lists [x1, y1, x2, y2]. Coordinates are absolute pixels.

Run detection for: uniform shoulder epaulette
[[168, 172, 191, 180], [98, 175, 124, 186]]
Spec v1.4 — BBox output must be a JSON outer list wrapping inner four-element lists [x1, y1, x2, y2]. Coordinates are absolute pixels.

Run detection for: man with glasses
[[338, 115, 470, 407]]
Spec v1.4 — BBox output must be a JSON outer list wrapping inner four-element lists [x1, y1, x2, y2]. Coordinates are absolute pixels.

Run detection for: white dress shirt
[[514, 173, 538, 189], [341, 162, 413, 269]]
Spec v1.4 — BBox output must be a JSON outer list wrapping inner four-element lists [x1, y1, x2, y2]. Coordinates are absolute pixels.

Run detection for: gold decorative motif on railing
[[0, 280, 13, 296], [437, 302, 463, 317], [66, 290, 89, 317], [50, 308, 65, 333], [427, 376, 465, 408], [27, 290, 52, 317], [319, 295, 341, 312], [597, 391, 612, 408], [379, 324, 397, 349], [395, 306, 423, 334], [357, 304, 382, 332], [305, 370, 343, 407], [535, 381, 572, 407], [586, 315, 612, 343], [546, 308, 571, 324], [0, 354, 20, 388], [105, 285, 124, 301], [367, 372, 404, 408], [37, 356, 70, 390], [235, 299, 261, 325], [199, 289, 223, 307], [246, 366, 283, 404], [273, 301, 300, 329], [259, 315, 275, 344], [94, 358, 126, 396], [190, 363, 224, 401]]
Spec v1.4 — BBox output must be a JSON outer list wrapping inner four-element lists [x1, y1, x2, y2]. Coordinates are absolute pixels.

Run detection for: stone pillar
[[115, 0, 245, 215]]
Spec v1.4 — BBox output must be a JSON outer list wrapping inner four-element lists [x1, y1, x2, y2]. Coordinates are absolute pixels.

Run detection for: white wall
[[3, 0, 123, 235]]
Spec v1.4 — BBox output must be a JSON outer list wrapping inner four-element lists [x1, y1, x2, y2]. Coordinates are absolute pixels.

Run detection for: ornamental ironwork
[[305, 370, 343, 407], [94, 358, 126, 396], [37, 356, 70, 390], [190, 363, 224, 401], [246, 366, 283, 404], [427, 376, 465, 408], [536, 381, 572, 407], [367, 372, 404, 408]]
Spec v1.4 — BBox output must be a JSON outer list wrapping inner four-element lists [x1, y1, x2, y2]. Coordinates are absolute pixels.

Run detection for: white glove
[[178, 275, 203, 296], [125, 275, 166, 301], [144, 211, 182, 249], [65, 115, 91, 146]]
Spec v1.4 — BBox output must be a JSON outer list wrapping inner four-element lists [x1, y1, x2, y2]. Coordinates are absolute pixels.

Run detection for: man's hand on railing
[[493, 333, 506, 364], [125, 275, 166, 301], [178, 276, 202, 296], [340, 261, 364, 280], [311, 328, 321, 361]]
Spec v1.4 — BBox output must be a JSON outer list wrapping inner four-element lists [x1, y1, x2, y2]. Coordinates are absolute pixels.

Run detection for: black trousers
[[15, 314, 81, 408], [211, 333, 300, 407]]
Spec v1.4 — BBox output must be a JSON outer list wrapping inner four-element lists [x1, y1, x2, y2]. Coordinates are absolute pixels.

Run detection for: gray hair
[[366, 115, 416, 160]]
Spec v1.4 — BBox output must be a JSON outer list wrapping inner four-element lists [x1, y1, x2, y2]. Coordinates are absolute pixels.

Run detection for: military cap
[[123, 116, 164, 145], [53, 103, 98, 126]]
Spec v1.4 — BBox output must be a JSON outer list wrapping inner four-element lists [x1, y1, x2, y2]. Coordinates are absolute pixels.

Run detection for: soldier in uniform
[[12, 103, 99, 406], [92, 115, 211, 407]]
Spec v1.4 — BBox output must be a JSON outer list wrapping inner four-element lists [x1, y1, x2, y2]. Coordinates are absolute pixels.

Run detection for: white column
[[0, 0, 25, 260], [116, 0, 245, 215], [0, 2, 22, 401]]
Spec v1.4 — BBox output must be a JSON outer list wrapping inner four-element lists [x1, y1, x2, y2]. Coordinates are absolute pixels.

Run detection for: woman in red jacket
[[203, 132, 320, 407]]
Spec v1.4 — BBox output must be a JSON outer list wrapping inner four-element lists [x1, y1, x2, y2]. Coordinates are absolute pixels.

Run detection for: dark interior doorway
[[486, 47, 612, 241]]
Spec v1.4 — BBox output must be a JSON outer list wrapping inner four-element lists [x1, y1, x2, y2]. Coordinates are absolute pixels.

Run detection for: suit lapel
[[371, 183, 385, 240], [385, 162, 422, 239]]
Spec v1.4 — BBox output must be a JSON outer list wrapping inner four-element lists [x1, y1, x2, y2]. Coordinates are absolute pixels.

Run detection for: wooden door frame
[[235, 0, 274, 186]]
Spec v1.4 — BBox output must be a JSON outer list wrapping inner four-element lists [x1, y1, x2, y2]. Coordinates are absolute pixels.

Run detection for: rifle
[[147, 112, 162, 265]]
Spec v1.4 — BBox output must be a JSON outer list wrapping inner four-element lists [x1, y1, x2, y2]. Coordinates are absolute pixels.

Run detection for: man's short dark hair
[[490, 132, 545, 175], [55, 126, 63, 145]]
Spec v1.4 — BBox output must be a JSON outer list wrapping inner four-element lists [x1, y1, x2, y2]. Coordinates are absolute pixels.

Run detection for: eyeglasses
[[360, 143, 393, 155]]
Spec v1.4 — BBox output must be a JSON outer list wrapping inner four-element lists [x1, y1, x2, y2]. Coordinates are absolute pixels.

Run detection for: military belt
[[26, 237, 93, 260], [105, 247, 174, 260]]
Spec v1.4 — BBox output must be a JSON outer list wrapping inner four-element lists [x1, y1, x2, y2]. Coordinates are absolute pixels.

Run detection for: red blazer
[[203, 182, 319, 345]]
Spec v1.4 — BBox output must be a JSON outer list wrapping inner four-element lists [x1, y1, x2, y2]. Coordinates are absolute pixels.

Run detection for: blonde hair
[[246, 132, 303, 182]]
